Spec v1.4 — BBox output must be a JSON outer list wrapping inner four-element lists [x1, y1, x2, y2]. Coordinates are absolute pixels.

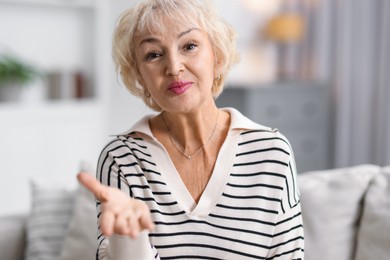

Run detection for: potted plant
[[0, 55, 40, 102]]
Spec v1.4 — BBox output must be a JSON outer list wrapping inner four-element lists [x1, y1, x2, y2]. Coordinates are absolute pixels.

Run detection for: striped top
[[96, 108, 304, 259]]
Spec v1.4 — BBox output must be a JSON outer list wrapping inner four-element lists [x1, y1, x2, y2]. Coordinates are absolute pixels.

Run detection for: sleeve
[[266, 147, 305, 259], [95, 139, 159, 260]]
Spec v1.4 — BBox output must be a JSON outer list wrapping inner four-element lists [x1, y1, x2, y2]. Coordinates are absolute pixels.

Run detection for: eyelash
[[183, 42, 198, 51], [144, 51, 162, 61], [143, 41, 199, 61]]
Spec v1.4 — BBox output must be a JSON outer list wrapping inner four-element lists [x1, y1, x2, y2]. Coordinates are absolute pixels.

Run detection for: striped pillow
[[25, 180, 75, 260]]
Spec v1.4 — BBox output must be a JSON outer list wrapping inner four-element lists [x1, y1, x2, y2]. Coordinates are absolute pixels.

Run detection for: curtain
[[299, 0, 390, 167]]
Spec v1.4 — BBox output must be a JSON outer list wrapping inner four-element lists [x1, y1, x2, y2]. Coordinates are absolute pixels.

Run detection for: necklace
[[161, 110, 220, 159]]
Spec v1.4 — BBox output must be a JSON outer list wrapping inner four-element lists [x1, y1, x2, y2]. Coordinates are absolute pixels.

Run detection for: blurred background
[[0, 0, 389, 216]]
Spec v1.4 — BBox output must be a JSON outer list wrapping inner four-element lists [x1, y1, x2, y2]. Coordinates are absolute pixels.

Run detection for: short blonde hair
[[112, 0, 239, 111]]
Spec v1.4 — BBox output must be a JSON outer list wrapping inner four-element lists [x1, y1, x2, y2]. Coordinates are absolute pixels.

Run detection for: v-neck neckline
[[151, 130, 240, 218], [121, 108, 271, 218]]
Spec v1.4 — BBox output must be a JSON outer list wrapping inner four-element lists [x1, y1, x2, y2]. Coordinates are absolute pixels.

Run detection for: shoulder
[[228, 108, 291, 148], [238, 128, 293, 156], [226, 107, 294, 161], [98, 132, 150, 160]]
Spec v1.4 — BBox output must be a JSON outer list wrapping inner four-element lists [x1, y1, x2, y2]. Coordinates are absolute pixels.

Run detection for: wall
[[0, 4, 93, 74], [0, 103, 105, 215]]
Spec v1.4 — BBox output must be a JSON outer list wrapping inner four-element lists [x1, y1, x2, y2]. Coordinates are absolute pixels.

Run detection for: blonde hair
[[112, 0, 239, 111]]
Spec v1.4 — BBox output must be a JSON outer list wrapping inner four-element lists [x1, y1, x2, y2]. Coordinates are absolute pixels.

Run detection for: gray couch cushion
[[0, 214, 27, 260], [355, 166, 390, 260], [298, 164, 380, 260]]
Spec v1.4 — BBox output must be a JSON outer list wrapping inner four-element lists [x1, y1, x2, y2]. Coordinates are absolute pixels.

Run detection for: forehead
[[135, 1, 204, 38], [134, 17, 205, 49], [136, 26, 203, 46]]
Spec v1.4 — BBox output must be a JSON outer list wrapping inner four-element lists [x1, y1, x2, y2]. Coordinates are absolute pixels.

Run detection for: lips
[[168, 81, 192, 95]]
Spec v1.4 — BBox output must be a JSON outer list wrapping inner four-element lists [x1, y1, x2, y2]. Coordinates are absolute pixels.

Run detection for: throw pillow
[[59, 182, 97, 260], [25, 179, 75, 260], [355, 166, 390, 260], [297, 164, 380, 260]]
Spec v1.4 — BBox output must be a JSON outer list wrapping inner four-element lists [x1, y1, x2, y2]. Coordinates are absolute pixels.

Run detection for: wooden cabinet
[[217, 82, 332, 173]]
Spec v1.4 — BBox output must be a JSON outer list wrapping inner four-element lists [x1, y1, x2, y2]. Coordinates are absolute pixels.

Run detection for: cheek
[[195, 57, 215, 83], [138, 65, 161, 89], [199, 48, 216, 77], [191, 49, 215, 76]]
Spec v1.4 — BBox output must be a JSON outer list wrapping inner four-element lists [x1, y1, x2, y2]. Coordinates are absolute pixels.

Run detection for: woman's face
[[135, 25, 218, 113]]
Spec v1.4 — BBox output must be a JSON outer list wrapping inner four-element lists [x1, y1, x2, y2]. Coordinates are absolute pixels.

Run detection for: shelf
[[0, 0, 111, 106], [0, 98, 100, 111], [0, 99, 103, 125], [0, 0, 95, 9]]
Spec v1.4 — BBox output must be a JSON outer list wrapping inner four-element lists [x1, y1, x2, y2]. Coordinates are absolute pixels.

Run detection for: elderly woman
[[78, 0, 304, 259]]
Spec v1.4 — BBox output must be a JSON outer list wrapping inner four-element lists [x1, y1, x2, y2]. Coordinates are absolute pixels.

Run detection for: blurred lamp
[[262, 13, 305, 80], [263, 13, 304, 43]]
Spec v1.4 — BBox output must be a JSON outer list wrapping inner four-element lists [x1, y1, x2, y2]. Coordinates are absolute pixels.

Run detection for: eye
[[183, 42, 198, 52], [144, 51, 162, 61]]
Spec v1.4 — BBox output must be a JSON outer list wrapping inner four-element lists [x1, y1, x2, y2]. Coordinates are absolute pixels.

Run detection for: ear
[[214, 66, 222, 80], [137, 75, 145, 88], [214, 55, 222, 78], [135, 65, 149, 92]]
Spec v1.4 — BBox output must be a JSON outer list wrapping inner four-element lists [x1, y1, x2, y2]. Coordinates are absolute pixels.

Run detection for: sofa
[[1, 164, 389, 260]]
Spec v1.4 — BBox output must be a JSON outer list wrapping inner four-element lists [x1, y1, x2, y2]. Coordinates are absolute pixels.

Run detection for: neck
[[160, 106, 220, 152]]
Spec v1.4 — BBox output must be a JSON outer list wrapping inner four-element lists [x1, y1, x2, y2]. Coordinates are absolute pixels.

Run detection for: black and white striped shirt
[[96, 108, 304, 259]]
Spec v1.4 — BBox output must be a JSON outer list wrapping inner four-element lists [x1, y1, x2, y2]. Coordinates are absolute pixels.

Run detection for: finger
[[127, 212, 140, 238], [114, 214, 130, 235], [77, 172, 108, 201], [140, 211, 155, 231], [135, 202, 154, 230], [100, 211, 116, 237]]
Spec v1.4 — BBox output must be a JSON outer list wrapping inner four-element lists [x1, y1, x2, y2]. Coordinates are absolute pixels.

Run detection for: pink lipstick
[[168, 81, 192, 95]]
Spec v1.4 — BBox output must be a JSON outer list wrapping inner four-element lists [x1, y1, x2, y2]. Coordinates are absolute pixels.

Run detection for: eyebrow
[[178, 28, 198, 38], [139, 28, 199, 47]]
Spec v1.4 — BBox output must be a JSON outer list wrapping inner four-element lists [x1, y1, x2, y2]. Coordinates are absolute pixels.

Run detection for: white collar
[[115, 107, 272, 139]]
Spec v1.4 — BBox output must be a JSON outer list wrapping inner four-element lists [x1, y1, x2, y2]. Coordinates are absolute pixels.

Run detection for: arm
[[77, 143, 155, 259], [266, 159, 305, 259]]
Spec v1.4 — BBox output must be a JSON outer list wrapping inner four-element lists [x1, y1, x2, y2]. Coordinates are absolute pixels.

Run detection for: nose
[[165, 51, 184, 76]]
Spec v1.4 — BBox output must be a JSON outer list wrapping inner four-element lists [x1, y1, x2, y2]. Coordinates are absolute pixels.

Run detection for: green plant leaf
[[0, 55, 40, 87]]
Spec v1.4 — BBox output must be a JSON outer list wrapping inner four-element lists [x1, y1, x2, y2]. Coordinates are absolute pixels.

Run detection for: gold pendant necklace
[[162, 110, 220, 159]]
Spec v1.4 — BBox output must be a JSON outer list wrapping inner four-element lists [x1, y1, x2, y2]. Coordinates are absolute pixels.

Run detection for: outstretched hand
[[77, 172, 154, 238]]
